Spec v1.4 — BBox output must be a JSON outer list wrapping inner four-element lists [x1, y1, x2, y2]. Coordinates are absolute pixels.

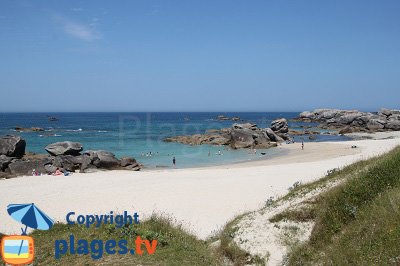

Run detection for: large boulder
[[85, 150, 120, 169], [299, 111, 315, 120], [0, 171, 9, 179], [271, 118, 290, 140], [230, 129, 255, 149], [232, 123, 258, 131], [120, 157, 140, 171], [379, 108, 400, 117], [318, 109, 342, 120], [337, 112, 364, 125], [0, 155, 14, 171], [0, 135, 26, 158], [120, 157, 137, 167], [53, 155, 83, 172], [386, 120, 400, 130], [252, 132, 273, 148], [78, 154, 93, 172], [206, 134, 231, 145], [388, 114, 400, 122], [271, 118, 288, 134], [366, 119, 386, 130], [8, 160, 47, 176], [354, 114, 376, 126], [45, 141, 83, 156], [265, 128, 283, 142]]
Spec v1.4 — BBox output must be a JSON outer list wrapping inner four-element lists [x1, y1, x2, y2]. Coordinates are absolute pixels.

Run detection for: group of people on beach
[[31, 167, 71, 177]]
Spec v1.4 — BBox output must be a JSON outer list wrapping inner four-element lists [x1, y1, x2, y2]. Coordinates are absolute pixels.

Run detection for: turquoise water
[[0, 112, 350, 168]]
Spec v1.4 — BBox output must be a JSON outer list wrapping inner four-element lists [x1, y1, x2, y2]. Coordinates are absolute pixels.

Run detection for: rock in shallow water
[[164, 120, 289, 149]]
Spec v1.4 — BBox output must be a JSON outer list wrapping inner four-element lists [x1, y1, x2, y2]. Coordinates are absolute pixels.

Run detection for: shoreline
[[1, 132, 400, 239]]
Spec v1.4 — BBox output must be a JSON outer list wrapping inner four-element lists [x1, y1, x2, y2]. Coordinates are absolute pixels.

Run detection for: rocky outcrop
[[216, 115, 241, 121], [0, 135, 26, 158], [379, 108, 400, 130], [164, 119, 289, 149], [8, 160, 47, 176], [45, 141, 83, 156], [90, 150, 120, 169], [270, 118, 289, 140], [164, 133, 231, 146], [6, 153, 52, 176], [265, 128, 284, 142], [296, 108, 400, 133], [120, 157, 140, 170], [0, 155, 14, 171], [0, 137, 140, 179], [15, 127, 44, 132], [53, 155, 83, 172]]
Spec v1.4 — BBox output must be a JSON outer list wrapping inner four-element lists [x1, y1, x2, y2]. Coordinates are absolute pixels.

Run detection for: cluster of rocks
[[15, 127, 44, 132], [216, 115, 241, 121], [296, 108, 400, 133], [0, 135, 140, 179], [164, 118, 290, 149]]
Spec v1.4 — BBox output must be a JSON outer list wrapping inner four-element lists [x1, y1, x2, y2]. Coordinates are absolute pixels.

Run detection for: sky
[[0, 0, 399, 112]]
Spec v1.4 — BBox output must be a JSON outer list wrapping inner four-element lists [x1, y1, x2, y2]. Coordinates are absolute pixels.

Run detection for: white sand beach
[[1, 132, 400, 239]]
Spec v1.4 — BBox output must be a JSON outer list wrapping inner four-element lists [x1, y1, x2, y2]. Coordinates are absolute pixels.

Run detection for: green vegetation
[[289, 146, 400, 265], [215, 213, 251, 265], [269, 206, 316, 223], [0, 216, 222, 266]]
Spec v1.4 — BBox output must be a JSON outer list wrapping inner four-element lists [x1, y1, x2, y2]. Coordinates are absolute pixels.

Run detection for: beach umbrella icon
[[7, 203, 54, 255]]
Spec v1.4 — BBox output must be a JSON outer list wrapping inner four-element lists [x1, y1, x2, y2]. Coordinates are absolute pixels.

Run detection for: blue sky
[[0, 0, 399, 112]]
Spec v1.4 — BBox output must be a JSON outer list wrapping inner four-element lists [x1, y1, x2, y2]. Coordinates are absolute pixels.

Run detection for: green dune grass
[[289, 146, 400, 265]]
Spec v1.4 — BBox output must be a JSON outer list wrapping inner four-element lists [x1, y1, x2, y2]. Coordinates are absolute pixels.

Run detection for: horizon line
[[0, 108, 386, 114]]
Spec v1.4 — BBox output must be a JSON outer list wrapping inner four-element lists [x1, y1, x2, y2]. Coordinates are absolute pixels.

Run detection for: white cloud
[[53, 15, 100, 41], [71, 7, 83, 12]]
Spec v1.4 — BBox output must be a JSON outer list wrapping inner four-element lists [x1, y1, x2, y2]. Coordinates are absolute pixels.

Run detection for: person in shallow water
[[173, 157, 176, 167]]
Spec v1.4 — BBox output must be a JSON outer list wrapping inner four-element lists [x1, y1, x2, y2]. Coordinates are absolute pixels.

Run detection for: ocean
[[0, 112, 350, 168]]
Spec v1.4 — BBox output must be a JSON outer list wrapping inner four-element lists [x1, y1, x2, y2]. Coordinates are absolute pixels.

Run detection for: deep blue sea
[[0, 112, 350, 168]]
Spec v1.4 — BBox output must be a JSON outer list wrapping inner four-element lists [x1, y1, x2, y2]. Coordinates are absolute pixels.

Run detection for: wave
[[66, 128, 83, 132], [39, 134, 62, 137]]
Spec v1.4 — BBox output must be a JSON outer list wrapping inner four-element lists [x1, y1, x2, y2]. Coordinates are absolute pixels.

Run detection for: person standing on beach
[[301, 141, 304, 150], [173, 157, 176, 167]]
